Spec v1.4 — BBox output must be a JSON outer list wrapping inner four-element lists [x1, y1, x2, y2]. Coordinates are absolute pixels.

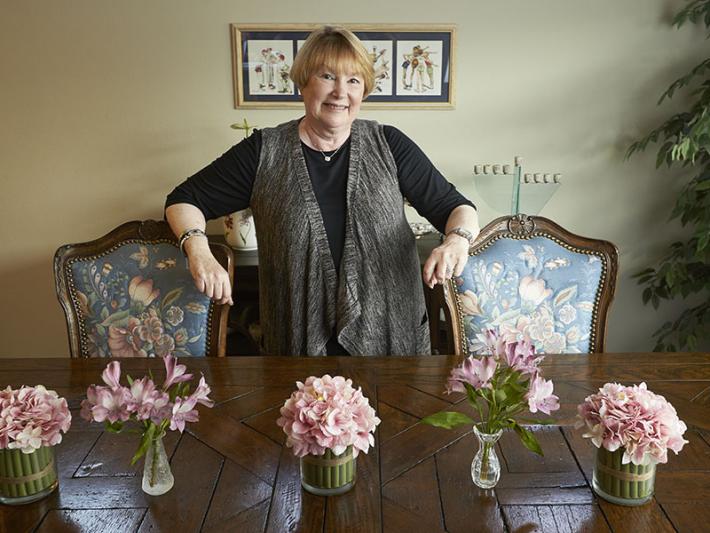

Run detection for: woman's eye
[[322, 73, 335, 80], [348, 78, 361, 84]]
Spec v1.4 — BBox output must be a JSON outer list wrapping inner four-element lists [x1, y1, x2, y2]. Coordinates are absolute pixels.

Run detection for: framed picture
[[231, 24, 456, 109]]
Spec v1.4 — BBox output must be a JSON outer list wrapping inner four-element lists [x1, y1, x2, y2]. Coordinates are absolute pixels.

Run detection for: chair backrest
[[54, 220, 233, 358], [444, 214, 618, 355]]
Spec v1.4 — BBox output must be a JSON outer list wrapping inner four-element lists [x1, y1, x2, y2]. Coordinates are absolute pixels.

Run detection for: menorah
[[472, 156, 561, 215]]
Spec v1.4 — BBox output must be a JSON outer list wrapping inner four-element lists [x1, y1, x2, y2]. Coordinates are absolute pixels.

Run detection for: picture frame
[[231, 24, 456, 109]]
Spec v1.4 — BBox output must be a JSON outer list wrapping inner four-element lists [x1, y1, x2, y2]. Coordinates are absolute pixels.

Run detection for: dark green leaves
[[131, 423, 156, 465], [421, 411, 475, 429], [627, 3, 710, 351], [512, 422, 544, 456]]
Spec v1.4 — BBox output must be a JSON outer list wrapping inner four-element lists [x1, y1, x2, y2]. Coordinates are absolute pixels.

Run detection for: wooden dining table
[[1, 353, 709, 532]]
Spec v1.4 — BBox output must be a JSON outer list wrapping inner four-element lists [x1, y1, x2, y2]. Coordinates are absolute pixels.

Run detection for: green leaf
[[126, 374, 134, 386], [104, 420, 125, 434], [100, 309, 130, 327], [421, 411, 475, 429], [161, 288, 183, 310], [131, 424, 156, 465], [512, 422, 544, 456]]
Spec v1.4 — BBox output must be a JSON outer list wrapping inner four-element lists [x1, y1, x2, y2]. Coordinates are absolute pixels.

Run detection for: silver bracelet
[[178, 228, 207, 256]]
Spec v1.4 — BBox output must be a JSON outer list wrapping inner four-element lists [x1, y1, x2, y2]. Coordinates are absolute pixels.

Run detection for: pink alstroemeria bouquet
[[80, 355, 213, 495], [0, 386, 71, 503], [422, 330, 560, 488], [277, 375, 380, 495], [577, 382, 688, 504]]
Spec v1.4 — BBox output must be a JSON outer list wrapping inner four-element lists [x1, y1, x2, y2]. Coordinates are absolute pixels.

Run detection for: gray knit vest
[[251, 118, 431, 356]]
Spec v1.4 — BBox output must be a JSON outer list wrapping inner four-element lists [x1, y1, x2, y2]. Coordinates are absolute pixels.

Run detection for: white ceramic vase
[[224, 209, 257, 251]]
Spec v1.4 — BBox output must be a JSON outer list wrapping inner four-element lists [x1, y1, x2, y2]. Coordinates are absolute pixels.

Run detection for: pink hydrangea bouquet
[[576, 382, 688, 465], [0, 385, 72, 453], [0, 385, 71, 503], [277, 375, 380, 495], [81, 355, 213, 466], [577, 382, 688, 504], [277, 375, 380, 457]]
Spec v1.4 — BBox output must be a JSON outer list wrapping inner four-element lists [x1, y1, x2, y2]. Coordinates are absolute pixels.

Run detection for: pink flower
[[127, 377, 158, 420], [188, 376, 214, 408], [101, 361, 122, 389], [526, 375, 560, 415], [1, 385, 72, 452], [277, 375, 380, 458], [446, 355, 497, 393], [8, 425, 43, 453], [576, 382, 688, 465], [170, 396, 199, 433], [149, 391, 172, 425], [162, 354, 193, 389], [502, 337, 543, 376], [81, 357, 212, 457], [90, 387, 131, 424]]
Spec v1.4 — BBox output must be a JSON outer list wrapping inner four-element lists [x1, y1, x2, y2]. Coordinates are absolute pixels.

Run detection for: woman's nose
[[331, 78, 347, 96]]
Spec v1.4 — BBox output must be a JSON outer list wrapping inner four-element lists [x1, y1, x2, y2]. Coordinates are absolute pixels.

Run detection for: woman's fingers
[[188, 252, 233, 305]]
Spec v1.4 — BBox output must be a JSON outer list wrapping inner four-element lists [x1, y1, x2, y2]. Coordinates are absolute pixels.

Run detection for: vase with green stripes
[[592, 447, 656, 506], [300, 446, 356, 496], [0, 446, 58, 505]]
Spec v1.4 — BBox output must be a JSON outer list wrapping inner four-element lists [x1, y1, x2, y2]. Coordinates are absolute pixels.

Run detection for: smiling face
[[301, 66, 365, 132]]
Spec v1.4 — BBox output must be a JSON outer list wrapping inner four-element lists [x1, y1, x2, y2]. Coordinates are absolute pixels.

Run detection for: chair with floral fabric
[[54, 220, 233, 358], [444, 214, 618, 355]]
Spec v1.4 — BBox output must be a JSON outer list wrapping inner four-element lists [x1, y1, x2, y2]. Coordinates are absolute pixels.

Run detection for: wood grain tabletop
[[1, 353, 708, 532]]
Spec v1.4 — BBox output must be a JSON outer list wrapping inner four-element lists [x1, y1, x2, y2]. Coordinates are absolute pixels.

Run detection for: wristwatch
[[445, 227, 475, 247]]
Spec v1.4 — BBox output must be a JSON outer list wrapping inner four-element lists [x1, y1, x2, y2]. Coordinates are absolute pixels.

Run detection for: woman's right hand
[[183, 237, 233, 306]]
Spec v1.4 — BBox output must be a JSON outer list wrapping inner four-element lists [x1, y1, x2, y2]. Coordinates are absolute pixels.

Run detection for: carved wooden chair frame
[[443, 214, 619, 356], [54, 219, 234, 358]]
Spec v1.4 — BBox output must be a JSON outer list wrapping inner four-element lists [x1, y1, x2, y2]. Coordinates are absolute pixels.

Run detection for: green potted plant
[[626, 0, 710, 350]]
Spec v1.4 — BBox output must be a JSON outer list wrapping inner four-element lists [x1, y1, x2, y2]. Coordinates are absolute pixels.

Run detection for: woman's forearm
[[444, 204, 480, 240], [165, 203, 210, 256]]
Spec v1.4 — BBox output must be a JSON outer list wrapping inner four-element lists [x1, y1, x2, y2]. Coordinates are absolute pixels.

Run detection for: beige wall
[[0, 0, 700, 356]]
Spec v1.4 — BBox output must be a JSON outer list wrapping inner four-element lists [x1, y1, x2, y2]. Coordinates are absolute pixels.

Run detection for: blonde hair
[[290, 26, 375, 97]]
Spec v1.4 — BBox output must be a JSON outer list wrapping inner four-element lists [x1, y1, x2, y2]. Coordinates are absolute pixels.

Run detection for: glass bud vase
[[142, 435, 174, 496], [0, 445, 58, 505], [471, 426, 503, 489], [592, 447, 655, 506], [300, 445, 356, 496]]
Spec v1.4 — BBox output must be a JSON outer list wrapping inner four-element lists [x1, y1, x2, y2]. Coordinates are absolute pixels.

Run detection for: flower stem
[[150, 437, 159, 487], [481, 442, 491, 482]]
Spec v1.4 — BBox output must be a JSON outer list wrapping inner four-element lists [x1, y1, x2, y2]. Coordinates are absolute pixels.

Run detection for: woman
[[165, 26, 479, 356]]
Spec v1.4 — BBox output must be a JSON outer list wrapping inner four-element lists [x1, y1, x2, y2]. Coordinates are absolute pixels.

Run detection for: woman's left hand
[[422, 233, 470, 289]]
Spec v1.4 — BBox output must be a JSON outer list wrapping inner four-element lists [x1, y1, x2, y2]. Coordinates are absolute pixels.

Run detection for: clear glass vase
[[592, 447, 655, 506], [471, 426, 503, 489], [0, 446, 58, 505], [142, 434, 174, 496], [300, 446, 356, 496]]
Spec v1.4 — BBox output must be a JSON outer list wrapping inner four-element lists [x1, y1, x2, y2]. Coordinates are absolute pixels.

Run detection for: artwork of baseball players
[[396, 40, 443, 96], [246, 40, 294, 95], [232, 25, 455, 108]]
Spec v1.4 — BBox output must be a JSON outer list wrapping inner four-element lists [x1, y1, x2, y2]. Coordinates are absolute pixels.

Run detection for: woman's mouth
[[324, 103, 348, 111]]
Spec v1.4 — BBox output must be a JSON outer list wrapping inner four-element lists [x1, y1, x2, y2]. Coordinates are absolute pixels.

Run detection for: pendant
[[324, 156, 331, 162]]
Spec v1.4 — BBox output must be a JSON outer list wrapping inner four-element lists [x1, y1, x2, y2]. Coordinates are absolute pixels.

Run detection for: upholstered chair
[[444, 214, 618, 355], [54, 220, 233, 358]]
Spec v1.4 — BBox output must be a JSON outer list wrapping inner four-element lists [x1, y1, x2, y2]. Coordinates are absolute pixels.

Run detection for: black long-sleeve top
[[166, 125, 474, 273]]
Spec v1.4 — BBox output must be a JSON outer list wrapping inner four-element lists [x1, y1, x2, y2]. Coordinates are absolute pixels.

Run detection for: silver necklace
[[319, 141, 345, 162]]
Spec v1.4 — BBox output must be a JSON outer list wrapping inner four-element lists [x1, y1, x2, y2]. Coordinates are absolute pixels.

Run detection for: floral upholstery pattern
[[451, 236, 604, 355], [69, 242, 212, 357]]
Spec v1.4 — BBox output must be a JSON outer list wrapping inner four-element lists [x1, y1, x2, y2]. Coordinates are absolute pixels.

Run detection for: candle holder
[[472, 156, 561, 215]]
